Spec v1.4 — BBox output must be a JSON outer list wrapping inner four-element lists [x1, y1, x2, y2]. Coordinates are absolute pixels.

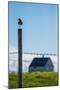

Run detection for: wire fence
[[9, 51, 57, 56], [9, 52, 58, 73]]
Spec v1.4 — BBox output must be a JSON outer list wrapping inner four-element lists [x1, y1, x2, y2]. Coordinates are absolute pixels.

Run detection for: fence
[[9, 52, 58, 73]]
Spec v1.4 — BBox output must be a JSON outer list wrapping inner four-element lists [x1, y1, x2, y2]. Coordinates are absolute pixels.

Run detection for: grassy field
[[9, 72, 58, 88], [9, 73, 18, 88]]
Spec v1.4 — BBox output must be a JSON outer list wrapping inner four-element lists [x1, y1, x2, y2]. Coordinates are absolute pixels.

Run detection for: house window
[[49, 66, 53, 71], [50, 66, 53, 70], [40, 70, 43, 72]]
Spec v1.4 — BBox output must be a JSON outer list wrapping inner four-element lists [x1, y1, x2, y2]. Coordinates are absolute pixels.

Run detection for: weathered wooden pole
[[18, 18, 23, 88]]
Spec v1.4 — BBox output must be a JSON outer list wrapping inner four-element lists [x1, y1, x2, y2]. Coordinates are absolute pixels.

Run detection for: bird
[[18, 18, 23, 25]]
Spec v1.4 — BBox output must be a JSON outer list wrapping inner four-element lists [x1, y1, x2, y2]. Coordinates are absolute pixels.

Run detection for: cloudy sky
[[8, 2, 58, 73]]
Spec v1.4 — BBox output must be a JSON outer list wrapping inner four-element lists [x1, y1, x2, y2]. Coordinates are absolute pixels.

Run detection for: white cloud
[[9, 47, 18, 52]]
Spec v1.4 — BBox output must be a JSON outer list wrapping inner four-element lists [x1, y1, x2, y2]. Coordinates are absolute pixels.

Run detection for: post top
[[18, 18, 23, 26]]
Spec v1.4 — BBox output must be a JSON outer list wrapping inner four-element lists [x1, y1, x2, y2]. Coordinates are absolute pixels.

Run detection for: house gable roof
[[29, 57, 51, 67]]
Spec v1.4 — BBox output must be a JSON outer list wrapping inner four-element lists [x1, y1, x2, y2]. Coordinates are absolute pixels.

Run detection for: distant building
[[29, 57, 54, 72]]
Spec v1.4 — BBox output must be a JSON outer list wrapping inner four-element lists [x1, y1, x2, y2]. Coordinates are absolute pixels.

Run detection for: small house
[[29, 57, 54, 72]]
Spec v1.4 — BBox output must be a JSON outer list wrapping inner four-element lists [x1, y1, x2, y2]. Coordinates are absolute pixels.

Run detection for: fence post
[[18, 28, 22, 88]]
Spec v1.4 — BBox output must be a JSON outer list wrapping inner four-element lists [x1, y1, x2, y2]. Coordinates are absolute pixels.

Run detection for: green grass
[[22, 72, 58, 88], [9, 72, 58, 88], [8, 72, 18, 89]]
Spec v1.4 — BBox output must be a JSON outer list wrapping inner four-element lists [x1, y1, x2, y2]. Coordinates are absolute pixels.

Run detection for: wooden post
[[18, 28, 22, 88]]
